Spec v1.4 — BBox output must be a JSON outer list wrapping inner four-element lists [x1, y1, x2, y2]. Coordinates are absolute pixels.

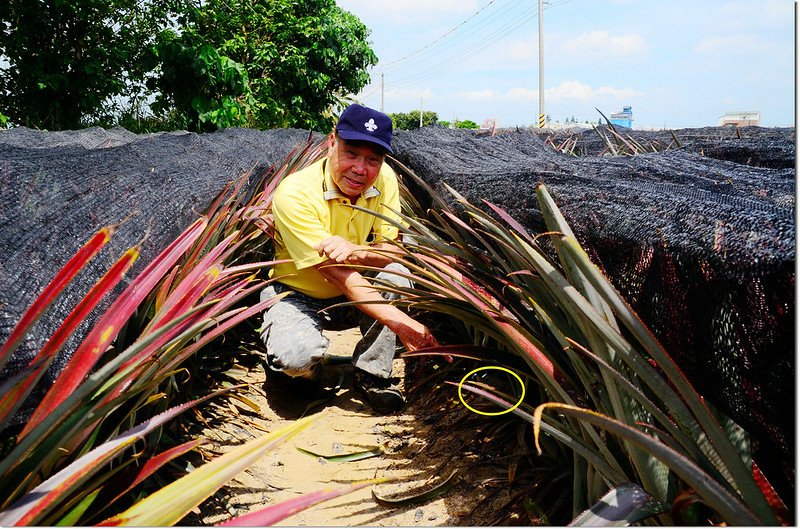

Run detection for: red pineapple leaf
[[752, 461, 790, 525], [483, 200, 535, 243], [97, 275, 265, 418], [153, 266, 179, 316], [0, 247, 139, 426], [147, 266, 221, 336], [145, 231, 238, 334], [415, 253, 565, 387], [0, 226, 114, 374], [103, 266, 222, 399], [218, 480, 380, 526], [98, 415, 317, 527], [159, 294, 284, 374], [0, 392, 221, 526], [20, 217, 208, 439], [105, 439, 204, 508], [175, 203, 234, 282], [218, 260, 290, 279]]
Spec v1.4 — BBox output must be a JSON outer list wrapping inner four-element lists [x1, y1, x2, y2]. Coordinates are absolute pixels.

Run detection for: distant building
[[718, 111, 760, 127], [609, 106, 633, 128]]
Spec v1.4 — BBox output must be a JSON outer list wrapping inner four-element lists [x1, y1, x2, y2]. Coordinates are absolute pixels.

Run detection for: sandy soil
[[189, 329, 509, 527]]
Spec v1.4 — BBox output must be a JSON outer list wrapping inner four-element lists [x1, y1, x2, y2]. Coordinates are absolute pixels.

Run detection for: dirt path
[[191, 330, 504, 526]]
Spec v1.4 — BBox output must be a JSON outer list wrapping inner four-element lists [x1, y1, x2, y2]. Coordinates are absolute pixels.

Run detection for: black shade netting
[[0, 124, 794, 511], [0, 126, 316, 423], [392, 126, 795, 508]]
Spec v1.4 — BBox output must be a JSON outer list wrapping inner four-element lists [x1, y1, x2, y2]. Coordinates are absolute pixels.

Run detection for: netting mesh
[[0, 124, 793, 505], [0, 126, 314, 419], [557, 125, 795, 170], [392, 126, 795, 503]]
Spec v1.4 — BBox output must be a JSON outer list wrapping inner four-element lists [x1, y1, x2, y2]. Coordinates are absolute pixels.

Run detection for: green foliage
[[149, 32, 257, 131], [455, 119, 479, 129], [389, 110, 439, 130], [0, 0, 376, 132], [438, 120, 451, 128], [151, 0, 377, 132], [0, 0, 181, 130], [381, 166, 784, 525]]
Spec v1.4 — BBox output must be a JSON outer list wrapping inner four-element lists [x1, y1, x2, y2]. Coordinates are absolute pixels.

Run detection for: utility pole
[[538, 0, 545, 128], [419, 97, 423, 128], [380, 72, 385, 112]]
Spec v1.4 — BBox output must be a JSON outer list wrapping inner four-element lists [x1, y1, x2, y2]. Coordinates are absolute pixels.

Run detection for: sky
[[335, 0, 795, 130]]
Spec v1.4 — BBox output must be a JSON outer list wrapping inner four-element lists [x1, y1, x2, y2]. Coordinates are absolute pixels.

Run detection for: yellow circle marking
[[457, 366, 526, 416]]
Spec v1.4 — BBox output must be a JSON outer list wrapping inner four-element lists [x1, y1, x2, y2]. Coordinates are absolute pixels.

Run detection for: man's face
[[328, 134, 385, 200]]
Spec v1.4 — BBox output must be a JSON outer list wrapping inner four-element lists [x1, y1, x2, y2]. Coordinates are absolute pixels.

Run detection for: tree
[[0, 0, 179, 130], [455, 119, 479, 129], [147, 32, 257, 131], [150, 0, 378, 132], [389, 110, 438, 130]]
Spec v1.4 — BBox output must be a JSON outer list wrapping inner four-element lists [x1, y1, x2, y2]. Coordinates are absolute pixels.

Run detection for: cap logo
[[364, 118, 378, 132]]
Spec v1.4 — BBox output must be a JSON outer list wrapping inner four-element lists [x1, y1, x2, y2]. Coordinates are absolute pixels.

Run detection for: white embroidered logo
[[364, 118, 378, 132]]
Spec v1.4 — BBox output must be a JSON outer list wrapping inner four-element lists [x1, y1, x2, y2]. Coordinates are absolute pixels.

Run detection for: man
[[259, 103, 438, 414]]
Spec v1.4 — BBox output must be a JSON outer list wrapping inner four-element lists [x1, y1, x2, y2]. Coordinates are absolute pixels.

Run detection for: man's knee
[[263, 319, 328, 377], [375, 262, 412, 296], [260, 288, 328, 377]]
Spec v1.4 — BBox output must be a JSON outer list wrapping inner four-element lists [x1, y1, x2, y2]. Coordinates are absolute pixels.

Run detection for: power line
[[355, 0, 577, 106], [377, 0, 576, 90], [357, 82, 382, 101], [388, 6, 536, 88], [381, 0, 504, 67], [382, 0, 529, 76]]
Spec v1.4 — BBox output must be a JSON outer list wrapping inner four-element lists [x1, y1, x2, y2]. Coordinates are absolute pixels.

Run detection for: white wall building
[[718, 111, 760, 127]]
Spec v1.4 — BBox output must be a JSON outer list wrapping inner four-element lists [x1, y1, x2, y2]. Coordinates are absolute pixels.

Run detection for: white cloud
[[507, 87, 538, 101], [385, 87, 434, 100], [453, 86, 536, 103], [547, 80, 593, 101], [562, 30, 647, 57], [453, 81, 640, 103], [457, 89, 499, 101], [693, 34, 774, 56], [547, 80, 641, 101]]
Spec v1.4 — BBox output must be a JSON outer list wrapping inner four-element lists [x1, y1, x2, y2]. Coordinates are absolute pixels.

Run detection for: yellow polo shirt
[[270, 157, 402, 299]]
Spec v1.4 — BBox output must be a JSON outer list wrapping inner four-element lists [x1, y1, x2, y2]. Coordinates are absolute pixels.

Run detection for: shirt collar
[[322, 158, 381, 201]]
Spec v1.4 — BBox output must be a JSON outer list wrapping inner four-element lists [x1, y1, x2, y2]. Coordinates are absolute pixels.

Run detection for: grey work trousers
[[259, 263, 411, 380]]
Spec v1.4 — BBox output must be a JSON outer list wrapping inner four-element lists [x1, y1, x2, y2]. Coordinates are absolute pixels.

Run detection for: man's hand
[[315, 262, 438, 353], [393, 319, 440, 352], [315, 236, 365, 264]]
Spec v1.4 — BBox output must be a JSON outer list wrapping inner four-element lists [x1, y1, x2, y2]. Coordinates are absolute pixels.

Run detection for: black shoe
[[354, 370, 405, 414], [265, 366, 321, 397]]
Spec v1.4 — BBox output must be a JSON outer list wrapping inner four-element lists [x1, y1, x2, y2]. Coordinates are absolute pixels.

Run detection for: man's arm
[[314, 235, 402, 268], [313, 259, 438, 352]]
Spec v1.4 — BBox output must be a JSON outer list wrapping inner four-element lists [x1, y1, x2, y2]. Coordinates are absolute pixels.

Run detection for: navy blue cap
[[335, 104, 393, 154]]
